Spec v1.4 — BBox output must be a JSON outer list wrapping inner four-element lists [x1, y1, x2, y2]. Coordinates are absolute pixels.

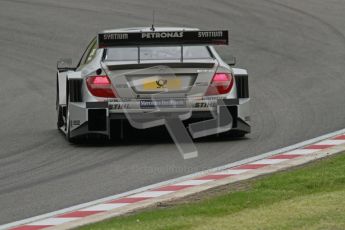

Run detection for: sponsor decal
[[156, 79, 168, 88], [140, 99, 186, 109], [115, 83, 129, 89], [143, 78, 182, 90], [141, 32, 184, 39], [109, 103, 130, 110], [103, 33, 128, 40], [194, 101, 217, 108], [195, 82, 209, 86], [197, 69, 214, 73], [195, 102, 208, 108], [198, 31, 223, 38]]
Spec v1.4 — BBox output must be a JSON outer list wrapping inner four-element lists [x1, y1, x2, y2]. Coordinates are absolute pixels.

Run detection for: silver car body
[[56, 27, 250, 140]]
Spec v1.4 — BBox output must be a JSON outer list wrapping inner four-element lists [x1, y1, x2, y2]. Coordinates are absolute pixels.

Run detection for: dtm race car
[[56, 27, 250, 142]]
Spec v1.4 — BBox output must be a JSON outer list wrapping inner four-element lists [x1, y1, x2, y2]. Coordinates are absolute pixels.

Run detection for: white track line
[[80, 203, 128, 212], [284, 149, 319, 155], [213, 169, 251, 175], [128, 191, 174, 198], [174, 179, 213, 186], [250, 159, 288, 165], [317, 139, 345, 145], [28, 218, 79, 226]]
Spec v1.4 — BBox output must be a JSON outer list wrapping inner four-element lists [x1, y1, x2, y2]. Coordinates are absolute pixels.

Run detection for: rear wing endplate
[[98, 30, 228, 48]]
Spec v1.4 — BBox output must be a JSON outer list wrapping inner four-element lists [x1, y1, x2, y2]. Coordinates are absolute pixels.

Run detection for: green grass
[[80, 153, 345, 230]]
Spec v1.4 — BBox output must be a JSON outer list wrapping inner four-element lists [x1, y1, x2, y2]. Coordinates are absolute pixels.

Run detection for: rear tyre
[[56, 75, 64, 129], [65, 107, 73, 142], [65, 89, 76, 143], [57, 106, 64, 129]]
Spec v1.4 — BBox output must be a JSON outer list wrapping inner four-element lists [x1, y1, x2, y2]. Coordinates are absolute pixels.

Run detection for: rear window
[[104, 46, 212, 61]]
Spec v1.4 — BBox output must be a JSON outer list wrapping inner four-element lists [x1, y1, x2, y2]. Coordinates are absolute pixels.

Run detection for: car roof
[[100, 27, 199, 33]]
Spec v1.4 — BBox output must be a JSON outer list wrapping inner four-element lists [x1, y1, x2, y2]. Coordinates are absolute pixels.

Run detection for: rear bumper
[[68, 99, 250, 138]]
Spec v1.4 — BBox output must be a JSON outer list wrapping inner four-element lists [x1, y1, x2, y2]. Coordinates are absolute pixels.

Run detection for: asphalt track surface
[[0, 0, 345, 225]]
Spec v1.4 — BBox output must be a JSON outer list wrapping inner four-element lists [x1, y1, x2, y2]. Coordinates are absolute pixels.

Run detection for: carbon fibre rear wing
[[98, 30, 229, 48]]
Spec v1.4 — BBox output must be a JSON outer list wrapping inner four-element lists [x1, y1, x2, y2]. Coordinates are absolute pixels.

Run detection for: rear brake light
[[86, 75, 116, 98], [206, 73, 234, 95]]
